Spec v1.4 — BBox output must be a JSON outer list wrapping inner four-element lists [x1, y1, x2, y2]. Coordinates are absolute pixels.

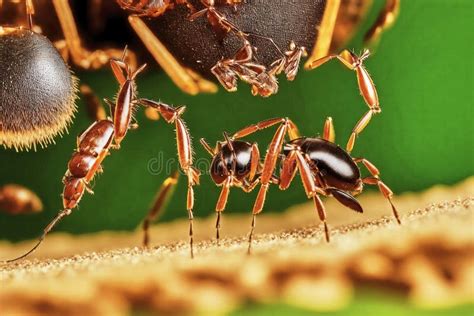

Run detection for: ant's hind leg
[[355, 158, 402, 224]]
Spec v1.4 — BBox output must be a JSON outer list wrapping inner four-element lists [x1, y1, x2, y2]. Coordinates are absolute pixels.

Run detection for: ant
[[4, 48, 200, 263], [212, 40, 307, 97], [204, 117, 401, 253], [200, 118, 298, 241]]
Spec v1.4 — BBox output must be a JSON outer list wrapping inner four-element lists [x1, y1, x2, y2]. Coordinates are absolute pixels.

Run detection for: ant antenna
[[4, 209, 71, 263], [244, 32, 285, 57]]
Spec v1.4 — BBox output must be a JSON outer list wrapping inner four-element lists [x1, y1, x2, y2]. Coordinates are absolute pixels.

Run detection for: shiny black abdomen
[[210, 141, 253, 185], [285, 138, 361, 191]]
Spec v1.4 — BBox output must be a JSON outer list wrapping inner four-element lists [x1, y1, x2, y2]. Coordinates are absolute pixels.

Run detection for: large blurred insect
[[0, 0, 134, 151], [203, 117, 401, 252], [4, 49, 200, 262], [116, 0, 400, 96]]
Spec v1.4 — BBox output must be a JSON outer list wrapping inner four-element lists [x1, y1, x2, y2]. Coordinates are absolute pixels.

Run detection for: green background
[[0, 0, 473, 241]]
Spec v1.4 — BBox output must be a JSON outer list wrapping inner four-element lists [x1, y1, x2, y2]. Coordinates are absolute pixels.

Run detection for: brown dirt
[[1, 178, 473, 315]]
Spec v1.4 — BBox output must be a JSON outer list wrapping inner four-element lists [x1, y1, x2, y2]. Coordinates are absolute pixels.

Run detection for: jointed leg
[[25, 0, 34, 29], [355, 158, 401, 224], [52, 0, 136, 70], [142, 171, 179, 247], [139, 98, 201, 257], [128, 15, 217, 95], [322, 117, 335, 142], [364, 0, 400, 47]]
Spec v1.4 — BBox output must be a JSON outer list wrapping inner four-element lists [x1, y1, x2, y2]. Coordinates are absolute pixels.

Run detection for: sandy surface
[[0, 178, 473, 315]]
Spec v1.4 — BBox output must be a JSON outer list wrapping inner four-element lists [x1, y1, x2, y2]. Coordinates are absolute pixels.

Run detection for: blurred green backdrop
[[1, 0, 473, 241]]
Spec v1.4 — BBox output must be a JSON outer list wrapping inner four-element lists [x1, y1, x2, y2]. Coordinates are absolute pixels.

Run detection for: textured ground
[[0, 178, 473, 315]]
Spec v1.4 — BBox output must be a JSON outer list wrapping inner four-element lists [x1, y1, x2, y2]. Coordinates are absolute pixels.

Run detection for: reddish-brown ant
[[200, 118, 298, 241], [5, 48, 200, 262], [204, 117, 401, 252], [0, 184, 43, 215]]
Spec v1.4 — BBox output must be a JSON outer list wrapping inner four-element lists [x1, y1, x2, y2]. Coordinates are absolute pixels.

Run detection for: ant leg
[[4, 208, 72, 263], [139, 99, 200, 257], [215, 177, 232, 243], [52, 0, 135, 70], [322, 117, 335, 143], [232, 117, 300, 140], [247, 213, 256, 254], [128, 15, 217, 95], [200, 138, 216, 156], [252, 119, 291, 214], [294, 151, 330, 242], [364, 0, 400, 47], [142, 171, 179, 248], [80, 84, 107, 121], [249, 143, 260, 181], [279, 150, 298, 190], [355, 158, 402, 224], [25, 0, 34, 29]]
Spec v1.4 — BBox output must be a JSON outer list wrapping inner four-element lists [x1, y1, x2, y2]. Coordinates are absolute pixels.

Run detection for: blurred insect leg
[[25, 0, 34, 29], [142, 171, 179, 247], [357, 158, 401, 224], [364, 0, 400, 47], [52, 0, 135, 70], [4, 208, 72, 263], [305, 0, 341, 68], [128, 15, 217, 95], [313, 194, 330, 242], [322, 117, 336, 142], [80, 84, 107, 121]]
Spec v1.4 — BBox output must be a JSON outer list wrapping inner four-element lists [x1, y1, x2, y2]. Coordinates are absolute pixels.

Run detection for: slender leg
[[232, 117, 287, 139], [142, 171, 179, 248], [25, 0, 34, 29], [52, 0, 135, 70], [128, 15, 218, 95], [322, 117, 335, 143], [200, 138, 216, 156], [247, 213, 256, 254], [364, 0, 400, 47], [356, 158, 401, 224], [4, 208, 72, 263], [249, 143, 260, 181], [313, 194, 330, 242], [279, 150, 298, 190], [139, 99, 201, 257]]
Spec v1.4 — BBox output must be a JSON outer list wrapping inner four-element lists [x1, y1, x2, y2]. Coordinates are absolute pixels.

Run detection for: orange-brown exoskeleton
[[116, 0, 400, 96], [308, 49, 379, 152], [0, 184, 43, 215], [5, 49, 200, 262], [246, 117, 401, 253]]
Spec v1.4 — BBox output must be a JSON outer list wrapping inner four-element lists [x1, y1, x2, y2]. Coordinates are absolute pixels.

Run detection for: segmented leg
[[25, 0, 34, 29], [128, 15, 217, 95], [308, 50, 379, 152], [364, 0, 400, 47], [322, 117, 335, 142], [139, 98, 200, 258], [142, 171, 179, 247], [253, 118, 299, 214], [52, 0, 135, 70], [80, 84, 107, 121], [355, 158, 401, 224]]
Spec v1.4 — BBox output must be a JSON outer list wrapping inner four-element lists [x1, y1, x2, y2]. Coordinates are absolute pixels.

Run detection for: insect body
[[0, 184, 43, 215], [249, 117, 401, 251], [5, 49, 200, 262]]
